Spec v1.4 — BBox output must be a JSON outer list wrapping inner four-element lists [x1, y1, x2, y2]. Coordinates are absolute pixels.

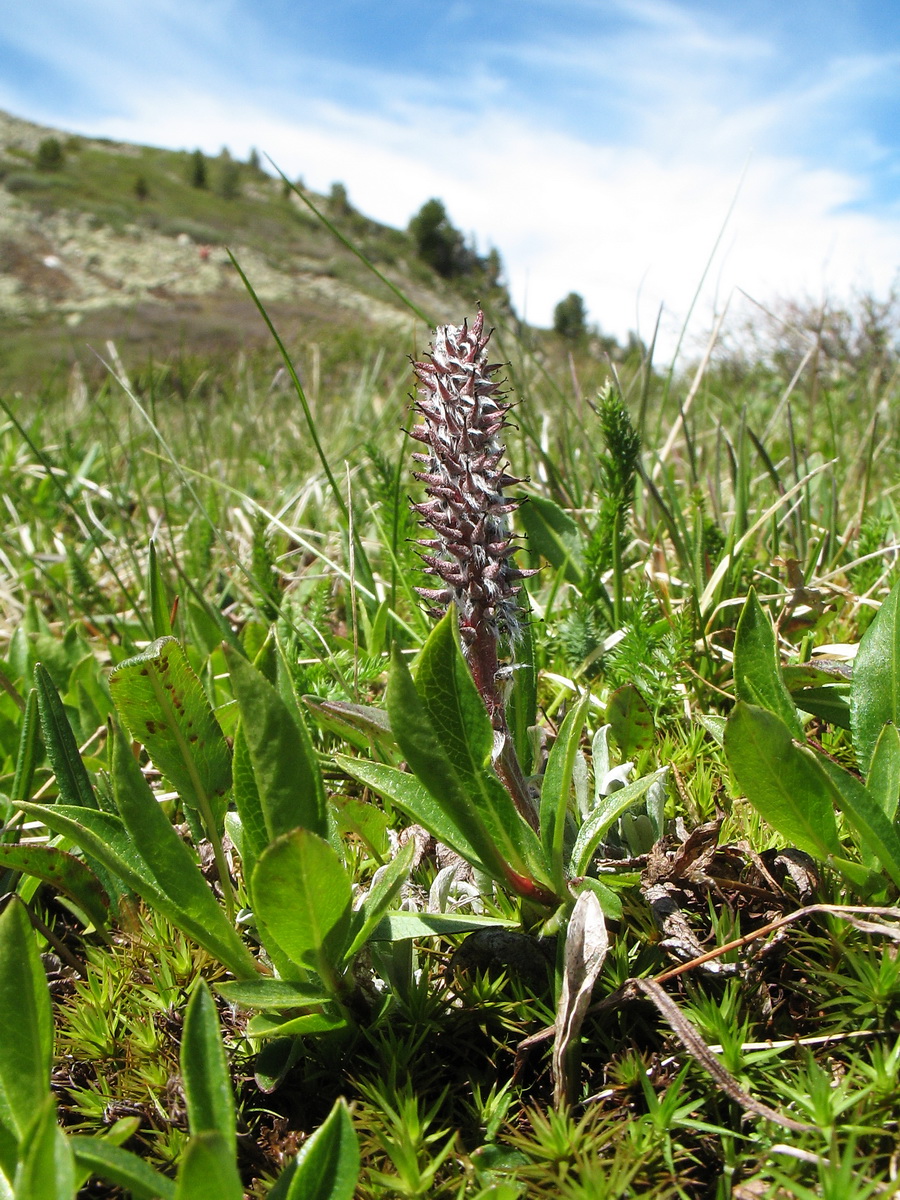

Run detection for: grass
[[0, 253, 899, 1198]]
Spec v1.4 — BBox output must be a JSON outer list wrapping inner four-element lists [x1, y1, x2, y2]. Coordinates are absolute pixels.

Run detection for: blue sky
[[2, 0, 900, 353]]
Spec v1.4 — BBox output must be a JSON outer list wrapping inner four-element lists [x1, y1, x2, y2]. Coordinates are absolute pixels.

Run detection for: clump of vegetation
[[553, 291, 588, 342], [35, 134, 65, 171]]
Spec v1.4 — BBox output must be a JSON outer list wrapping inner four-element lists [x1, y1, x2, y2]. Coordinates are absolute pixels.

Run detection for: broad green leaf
[[226, 646, 326, 841], [607, 683, 655, 757], [13, 1097, 74, 1200], [571, 876, 623, 920], [813, 752, 900, 890], [540, 692, 589, 886], [303, 696, 394, 754], [181, 981, 236, 1158], [570, 768, 668, 876], [34, 663, 97, 808], [0, 845, 108, 930], [415, 611, 495, 787], [868, 723, 900, 823], [17, 802, 257, 981], [343, 839, 416, 961], [369, 912, 517, 940], [791, 685, 851, 730], [852, 576, 900, 777], [724, 703, 841, 859], [109, 637, 231, 835], [110, 726, 258, 979], [286, 1097, 359, 1200], [386, 640, 553, 895], [0, 901, 52, 1141], [245, 1009, 346, 1039], [518, 492, 583, 585], [174, 1132, 242, 1200], [147, 540, 173, 639], [10, 688, 38, 806], [70, 1138, 176, 1200], [215, 980, 331, 1011], [253, 830, 351, 979], [733, 590, 804, 740]]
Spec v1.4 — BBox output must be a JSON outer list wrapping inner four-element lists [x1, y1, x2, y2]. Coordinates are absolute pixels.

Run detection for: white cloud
[[2, 0, 899, 361]]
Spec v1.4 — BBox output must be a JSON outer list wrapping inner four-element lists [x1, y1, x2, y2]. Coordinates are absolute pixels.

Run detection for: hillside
[[0, 110, 504, 390]]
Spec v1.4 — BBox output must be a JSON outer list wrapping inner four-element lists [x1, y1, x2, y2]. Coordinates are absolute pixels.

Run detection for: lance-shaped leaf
[[518, 492, 584, 585], [17, 800, 257, 981], [13, 1096, 75, 1200], [10, 687, 39, 808], [0, 900, 52, 1141], [569, 768, 669, 876], [852, 576, 900, 777], [552, 890, 609, 1107], [225, 646, 327, 841], [181, 981, 236, 1159], [34, 663, 97, 808], [71, 1138, 176, 1200], [0, 845, 108, 930], [343, 839, 416, 961], [868, 723, 900, 825], [387, 632, 554, 897], [733, 589, 804, 740], [724, 703, 841, 860], [607, 683, 655, 758], [109, 637, 231, 835], [173, 1132, 242, 1200], [540, 692, 590, 889], [813, 751, 900, 890], [147, 539, 174, 639], [286, 1097, 359, 1200], [252, 829, 352, 981]]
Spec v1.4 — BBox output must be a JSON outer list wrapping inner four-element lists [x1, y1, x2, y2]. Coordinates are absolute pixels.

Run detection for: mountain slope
[[0, 110, 501, 388]]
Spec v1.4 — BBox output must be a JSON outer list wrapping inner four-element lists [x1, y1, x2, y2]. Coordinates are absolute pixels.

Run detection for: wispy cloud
[[1, 0, 898, 356]]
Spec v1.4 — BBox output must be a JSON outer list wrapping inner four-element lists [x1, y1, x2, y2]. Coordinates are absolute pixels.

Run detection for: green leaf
[[852, 576, 900, 777], [415, 611, 495, 787], [230, 724, 266, 891], [174, 1133, 242, 1200], [147, 539, 173, 639], [34, 663, 97, 808], [606, 684, 655, 757], [724, 703, 841, 859], [215, 979, 331, 1011], [343, 839, 415, 961], [110, 726, 258, 979], [225, 645, 327, 841], [369, 912, 517, 940], [540, 692, 589, 887], [17, 801, 257, 981], [733, 590, 804, 740], [13, 1097, 75, 1200], [245, 1009, 346, 1039], [252, 830, 352, 979], [386, 636, 552, 893], [791, 685, 852, 730], [518, 493, 584, 585], [181, 981, 236, 1158], [109, 637, 231, 835], [570, 768, 669, 876], [0, 900, 52, 1141], [813, 752, 900, 890], [10, 688, 39, 806], [303, 696, 394, 754], [507, 605, 538, 776], [868, 723, 900, 823], [71, 1137, 176, 1200], [0, 845, 108, 930], [286, 1097, 359, 1200]]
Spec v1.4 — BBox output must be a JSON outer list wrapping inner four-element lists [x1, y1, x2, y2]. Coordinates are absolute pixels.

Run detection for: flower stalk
[[409, 311, 539, 827]]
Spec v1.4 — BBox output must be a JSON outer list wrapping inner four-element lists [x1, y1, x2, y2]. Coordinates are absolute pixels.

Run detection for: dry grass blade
[[552, 890, 609, 1108], [632, 977, 814, 1133]]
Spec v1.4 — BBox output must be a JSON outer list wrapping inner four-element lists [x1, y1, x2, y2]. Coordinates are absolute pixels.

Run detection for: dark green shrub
[[553, 291, 588, 341], [35, 136, 64, 172]]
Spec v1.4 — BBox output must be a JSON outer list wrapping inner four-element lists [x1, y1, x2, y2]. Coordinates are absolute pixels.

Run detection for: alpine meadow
[[2, 110, 900, 1200]]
